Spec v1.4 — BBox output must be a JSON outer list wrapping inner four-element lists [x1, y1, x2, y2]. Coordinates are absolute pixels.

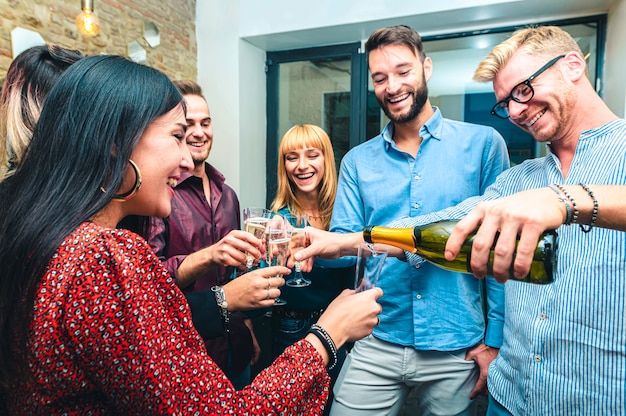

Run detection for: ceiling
[[242, 0, 616, 52], [241, 0, 615, 96]]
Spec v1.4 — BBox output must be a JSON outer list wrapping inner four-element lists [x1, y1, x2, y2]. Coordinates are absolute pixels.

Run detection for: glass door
[[265, 43, 370, 206]]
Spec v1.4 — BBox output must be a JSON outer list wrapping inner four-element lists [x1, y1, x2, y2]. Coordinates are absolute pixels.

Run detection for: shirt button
[[413, 203, 419, 209], [534, 354, 541, 363], [539, 313, 548, 320], [415, 264, 421, 269], [414, 175, 420, 180], [416, 293, 422, 299]]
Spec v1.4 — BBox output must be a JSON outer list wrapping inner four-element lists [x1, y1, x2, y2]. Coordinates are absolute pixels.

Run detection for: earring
[[111, 159, 142, 202]]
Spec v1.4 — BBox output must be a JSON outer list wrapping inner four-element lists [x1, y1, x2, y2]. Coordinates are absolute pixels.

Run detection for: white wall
[[195, 1, 267, 210], [197, 0, 626, 209], [605, 0, 626, 117]]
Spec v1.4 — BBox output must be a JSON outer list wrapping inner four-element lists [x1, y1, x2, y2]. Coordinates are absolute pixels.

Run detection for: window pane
[[421, 22, 599, 164], [278, 58, 352, 169]]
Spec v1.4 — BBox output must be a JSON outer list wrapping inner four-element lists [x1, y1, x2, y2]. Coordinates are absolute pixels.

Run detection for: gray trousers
[[330, 335, 478, 416]]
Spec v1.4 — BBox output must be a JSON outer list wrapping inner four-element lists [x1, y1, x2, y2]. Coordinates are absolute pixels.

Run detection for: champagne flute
[[243, 207, 270, 270], [284, 213, 310, 287], [354, 243, 388, 292], [267, 223, 289, 306]]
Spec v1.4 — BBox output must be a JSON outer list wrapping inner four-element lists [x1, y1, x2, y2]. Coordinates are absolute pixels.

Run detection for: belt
[[272, 307, 324, 321]]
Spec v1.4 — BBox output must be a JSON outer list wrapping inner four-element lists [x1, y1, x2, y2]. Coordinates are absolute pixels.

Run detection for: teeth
[[528, 111, 543, 126], [389, 93, 409, 103], [167, 178, 178, 188], [296, 173, 314, 180]]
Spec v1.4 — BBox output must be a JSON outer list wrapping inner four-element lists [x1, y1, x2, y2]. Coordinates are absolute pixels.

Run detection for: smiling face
[[182, 94, 213, 168], [124, 104, 191, 218], [369, 43, 431, 124], [284, 146, 325, 198], [493, 52, 574, 145]]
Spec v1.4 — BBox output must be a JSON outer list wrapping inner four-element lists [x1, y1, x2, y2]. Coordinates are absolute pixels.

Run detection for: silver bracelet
[[578, 183, 598, 233], [548, 184, 574, 225]]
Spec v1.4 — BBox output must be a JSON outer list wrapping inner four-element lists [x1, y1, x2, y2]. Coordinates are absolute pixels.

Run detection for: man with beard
[[328, 25, 510, 415], [148, 80, 263, 389]]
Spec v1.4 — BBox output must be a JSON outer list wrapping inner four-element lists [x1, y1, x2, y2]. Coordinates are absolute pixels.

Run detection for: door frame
[[265, 42, 366, 206]]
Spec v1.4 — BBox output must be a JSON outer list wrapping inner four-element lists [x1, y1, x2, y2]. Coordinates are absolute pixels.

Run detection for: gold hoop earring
[[112, 159, 142, 202]]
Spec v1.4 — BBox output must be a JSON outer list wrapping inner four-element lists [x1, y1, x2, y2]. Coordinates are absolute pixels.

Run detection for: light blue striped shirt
[[331, 107, 510, 350], [393, 119, 626, 415]]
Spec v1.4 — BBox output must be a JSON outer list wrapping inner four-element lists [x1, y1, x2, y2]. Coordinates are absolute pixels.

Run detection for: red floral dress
[[6, 222, 330, 415]]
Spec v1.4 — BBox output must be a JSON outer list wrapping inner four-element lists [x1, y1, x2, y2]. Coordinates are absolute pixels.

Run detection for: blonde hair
[[0, 84, 39, 179], [0, 44, 83, 180], [270, 124, 337, 230], [473, 26, 584, 83]]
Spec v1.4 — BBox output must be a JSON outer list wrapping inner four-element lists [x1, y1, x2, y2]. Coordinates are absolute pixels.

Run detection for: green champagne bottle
[[363, 220, 557, 284]]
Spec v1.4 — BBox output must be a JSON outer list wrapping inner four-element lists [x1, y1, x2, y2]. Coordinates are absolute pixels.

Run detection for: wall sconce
[[75, 0, 100, 37]]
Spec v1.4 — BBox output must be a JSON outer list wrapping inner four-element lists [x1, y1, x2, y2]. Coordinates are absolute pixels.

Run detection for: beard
[[378, 74, 429, 124], [192, 156, 205, 167], [189, 143, 211, 167]]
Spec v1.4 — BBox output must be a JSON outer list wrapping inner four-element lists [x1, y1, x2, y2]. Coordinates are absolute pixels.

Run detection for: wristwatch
[[211, 285, 229, 324]]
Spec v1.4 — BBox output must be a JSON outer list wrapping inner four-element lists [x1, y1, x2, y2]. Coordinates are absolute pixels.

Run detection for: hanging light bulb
[[75, 0, 100, 37]]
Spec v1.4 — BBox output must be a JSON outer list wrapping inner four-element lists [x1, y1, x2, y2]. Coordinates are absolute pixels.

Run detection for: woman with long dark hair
[[0, 55, 382, 414]]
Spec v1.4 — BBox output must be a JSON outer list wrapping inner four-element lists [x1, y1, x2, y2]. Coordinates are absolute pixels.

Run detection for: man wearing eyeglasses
[[380, 26, 626, 415], [295, 25, 626, 416]]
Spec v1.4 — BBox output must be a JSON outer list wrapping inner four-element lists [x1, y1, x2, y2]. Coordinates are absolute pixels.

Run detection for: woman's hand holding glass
[[222, 266, 288, 310]]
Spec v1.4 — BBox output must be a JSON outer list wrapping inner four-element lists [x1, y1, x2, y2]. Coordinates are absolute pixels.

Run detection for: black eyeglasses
[[490, 54, 566, 119]]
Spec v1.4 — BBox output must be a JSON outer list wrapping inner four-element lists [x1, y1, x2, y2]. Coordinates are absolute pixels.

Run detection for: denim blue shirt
[[330, 107, 510, 350], [394, 119, 626, 414]]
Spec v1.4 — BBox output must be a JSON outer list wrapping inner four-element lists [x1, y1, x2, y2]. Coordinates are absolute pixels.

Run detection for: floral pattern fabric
[[7, 222, 330, 415]]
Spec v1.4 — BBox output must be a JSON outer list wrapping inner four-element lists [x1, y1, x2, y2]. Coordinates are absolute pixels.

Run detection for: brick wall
[[0, 0, 197, 80]]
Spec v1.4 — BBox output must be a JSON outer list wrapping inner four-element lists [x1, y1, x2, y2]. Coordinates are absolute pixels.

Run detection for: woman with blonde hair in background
[[0, 44, 83, 180], [270, 124, 355, 415]]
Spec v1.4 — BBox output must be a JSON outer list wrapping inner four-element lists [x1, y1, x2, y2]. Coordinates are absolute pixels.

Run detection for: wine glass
[[267, 222, 289, 306], [354, 243, 388, 292], [243, 207, 270, 270], [284, 213, 310, 287]]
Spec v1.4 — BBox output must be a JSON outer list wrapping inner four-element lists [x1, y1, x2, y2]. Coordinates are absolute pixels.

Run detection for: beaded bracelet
[[307, 323, 338, 370], [552, 183, 579, 224], [548, 184, 574, 225], [579, 183, 598, 233]]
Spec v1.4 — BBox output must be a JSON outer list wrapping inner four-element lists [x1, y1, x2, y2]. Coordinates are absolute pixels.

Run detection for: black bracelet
[[579, 183, 598, 233], [307, 323, 338, 370], [548, 184, 574, 225], [552, 183, 579, 224]]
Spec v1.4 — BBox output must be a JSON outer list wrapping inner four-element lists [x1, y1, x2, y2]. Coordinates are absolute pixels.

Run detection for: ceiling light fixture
[[75, 0, 100, 37]]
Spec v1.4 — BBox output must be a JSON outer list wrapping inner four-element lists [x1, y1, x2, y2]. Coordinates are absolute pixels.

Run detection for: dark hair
[[0, 44, 84, 177], [364, 25, 427, 62], [0, 54, 184, 387]]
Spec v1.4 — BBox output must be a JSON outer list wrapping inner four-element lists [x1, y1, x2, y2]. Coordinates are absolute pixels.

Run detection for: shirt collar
[[179, 162, 226, 188], [381, 106, 443, 151]]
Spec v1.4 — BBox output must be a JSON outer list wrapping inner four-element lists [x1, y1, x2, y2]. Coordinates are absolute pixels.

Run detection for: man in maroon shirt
[[149, 80, 261, 389]]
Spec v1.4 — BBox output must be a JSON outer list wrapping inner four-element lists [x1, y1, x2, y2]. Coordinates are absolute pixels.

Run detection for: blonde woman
[[270, 124, 354, 415]]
